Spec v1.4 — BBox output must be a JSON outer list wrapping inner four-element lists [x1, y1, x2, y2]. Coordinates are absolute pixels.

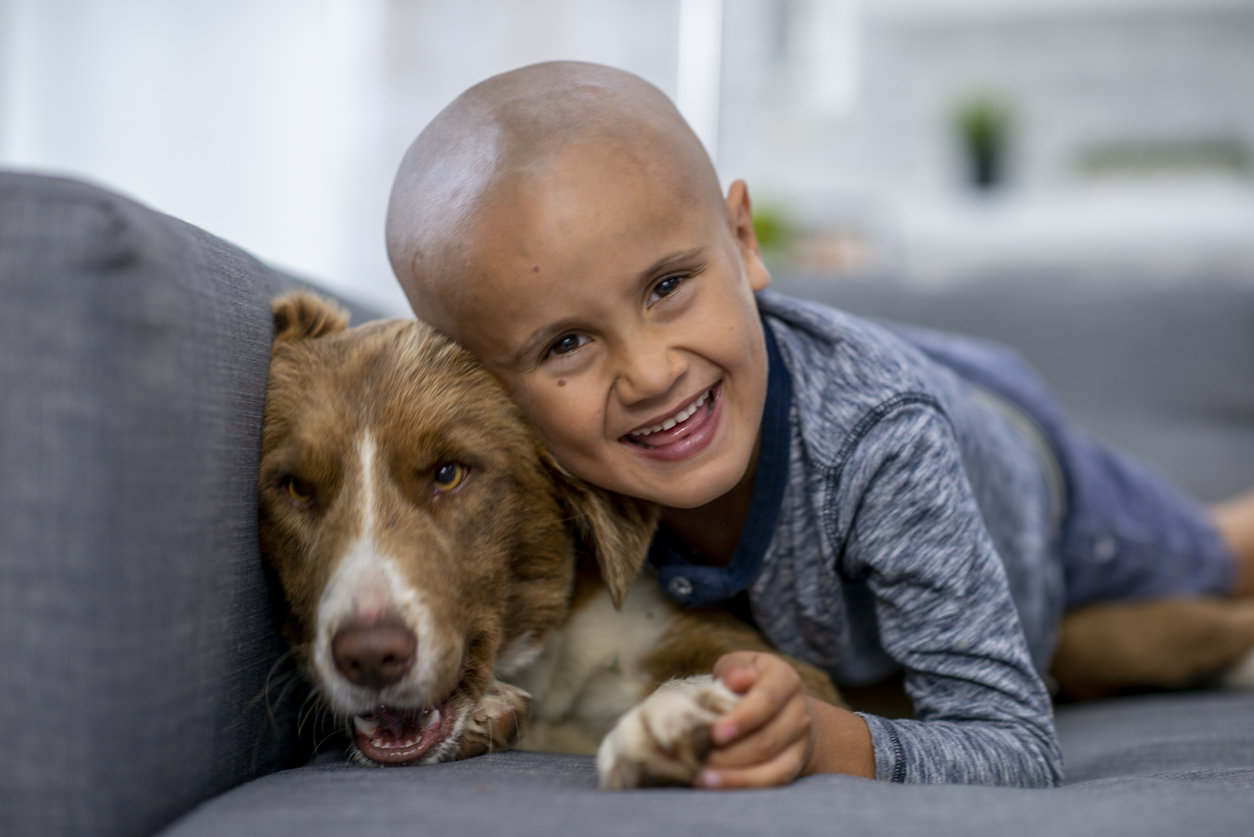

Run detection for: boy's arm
[[702, 400, 1061, 789], [834, 401, 1062, 787]]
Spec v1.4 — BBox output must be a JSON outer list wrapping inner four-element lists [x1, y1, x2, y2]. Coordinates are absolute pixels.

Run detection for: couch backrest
[[775, 273, 1254, 504], [0, 172, 336, 837]]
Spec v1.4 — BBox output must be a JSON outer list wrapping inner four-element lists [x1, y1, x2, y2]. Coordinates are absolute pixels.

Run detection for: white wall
[[0, 0, 688, 314], [4, 0, 1251, 296]]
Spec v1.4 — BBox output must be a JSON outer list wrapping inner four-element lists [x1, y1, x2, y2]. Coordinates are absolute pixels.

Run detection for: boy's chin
[[627, 460, 751, 510]]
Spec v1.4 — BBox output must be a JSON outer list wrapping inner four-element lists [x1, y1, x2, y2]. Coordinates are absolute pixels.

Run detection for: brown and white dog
[[258, 292, 841, 788]]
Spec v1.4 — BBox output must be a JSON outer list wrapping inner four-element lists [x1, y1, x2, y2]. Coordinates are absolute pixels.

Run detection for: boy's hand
[[697, 651, 876, 788], [696, 651, 815, 788]]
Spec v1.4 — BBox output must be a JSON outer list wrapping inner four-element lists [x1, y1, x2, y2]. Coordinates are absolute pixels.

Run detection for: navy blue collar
[[649, 318, 792, 607]]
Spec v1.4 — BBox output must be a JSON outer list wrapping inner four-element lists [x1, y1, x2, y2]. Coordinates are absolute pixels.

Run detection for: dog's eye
[[285, 476, 314, 505], [433, 463, 467, 493]]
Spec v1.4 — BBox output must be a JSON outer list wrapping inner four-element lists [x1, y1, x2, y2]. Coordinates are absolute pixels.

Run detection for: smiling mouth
[[624, 387, 714, 450], [351, 700, 455, 764]]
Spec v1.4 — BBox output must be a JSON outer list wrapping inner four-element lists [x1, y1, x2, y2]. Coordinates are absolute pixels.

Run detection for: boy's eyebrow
[[509, 247, 707, 366], [643, 247, 706, 279]]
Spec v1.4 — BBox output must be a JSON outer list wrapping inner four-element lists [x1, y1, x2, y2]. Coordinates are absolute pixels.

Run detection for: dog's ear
[[545, 454, 659, 609], [271, 292, 350, 343]]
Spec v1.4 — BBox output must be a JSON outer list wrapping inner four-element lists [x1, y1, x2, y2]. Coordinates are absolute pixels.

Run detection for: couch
[[3, 171, 1254, 837]]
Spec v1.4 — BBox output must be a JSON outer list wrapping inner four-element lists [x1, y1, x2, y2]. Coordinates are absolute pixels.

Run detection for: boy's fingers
[[711, 684, 780, 745], [712, 673, 802, 745], [705, 697, 810, 769], [718, 665, 757, 694], [696, 738, 809, 790], [713, 652, 761, 694]]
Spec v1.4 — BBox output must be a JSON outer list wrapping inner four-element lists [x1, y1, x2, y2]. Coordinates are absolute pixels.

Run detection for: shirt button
[[668, 576, 694, 598], [1094, 536, 1118, 563]]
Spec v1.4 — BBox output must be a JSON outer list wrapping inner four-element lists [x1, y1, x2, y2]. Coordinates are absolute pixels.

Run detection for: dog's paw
[[596, 676, 739, 790], [458, 680, 532, 758]]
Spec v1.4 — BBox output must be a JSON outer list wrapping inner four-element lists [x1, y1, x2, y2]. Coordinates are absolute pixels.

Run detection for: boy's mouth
[[621, 383, 722, 462]]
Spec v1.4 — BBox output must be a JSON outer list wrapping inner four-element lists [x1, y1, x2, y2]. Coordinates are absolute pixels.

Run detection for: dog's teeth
[[353, 716, 379, 736], [420, 709, 441, 731]]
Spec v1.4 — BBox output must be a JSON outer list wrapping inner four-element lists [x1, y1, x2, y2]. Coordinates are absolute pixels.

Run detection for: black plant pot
[[970, 143, 1003, 190], [956, 96, 1011, 192]]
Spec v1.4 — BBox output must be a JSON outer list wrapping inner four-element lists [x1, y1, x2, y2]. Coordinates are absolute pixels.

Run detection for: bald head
[[385, 61, 725, 332]]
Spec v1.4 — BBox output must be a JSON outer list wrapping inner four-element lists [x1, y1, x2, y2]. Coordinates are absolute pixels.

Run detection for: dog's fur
[[259, 292, 841, 787]]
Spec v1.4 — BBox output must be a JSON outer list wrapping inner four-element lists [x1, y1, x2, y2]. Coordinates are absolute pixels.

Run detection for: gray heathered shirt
[[651, 290, 1065, 786]]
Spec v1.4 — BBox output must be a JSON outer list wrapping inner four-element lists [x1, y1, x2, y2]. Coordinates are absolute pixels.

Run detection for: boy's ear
[[271, 292, 350, 344], [543, 451, 659, 608], [725, 179, 771, 293]]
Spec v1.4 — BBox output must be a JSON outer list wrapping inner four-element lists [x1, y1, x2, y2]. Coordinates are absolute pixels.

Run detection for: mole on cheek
[[557, 379, 566, 387]]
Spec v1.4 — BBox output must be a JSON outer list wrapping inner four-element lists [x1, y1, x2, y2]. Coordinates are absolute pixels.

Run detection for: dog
[[258, 292, 842, 788]]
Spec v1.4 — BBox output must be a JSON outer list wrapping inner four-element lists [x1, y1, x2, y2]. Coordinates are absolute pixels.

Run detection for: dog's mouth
[[351, 700, 456, 764]]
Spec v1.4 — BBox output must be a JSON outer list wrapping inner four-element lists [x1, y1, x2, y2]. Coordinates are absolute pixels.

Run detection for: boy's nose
[[614, 340, 685, 404]]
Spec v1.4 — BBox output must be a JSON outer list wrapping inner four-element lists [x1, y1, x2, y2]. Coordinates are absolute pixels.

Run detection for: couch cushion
[[772, 275, 1254, 503], [160, 691, 1254, 837], [1056, 691, 1254, 783], [0, 172, 361, 837]]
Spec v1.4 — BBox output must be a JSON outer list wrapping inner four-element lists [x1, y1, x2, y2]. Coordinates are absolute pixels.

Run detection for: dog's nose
[[332, 620, 417, 691]]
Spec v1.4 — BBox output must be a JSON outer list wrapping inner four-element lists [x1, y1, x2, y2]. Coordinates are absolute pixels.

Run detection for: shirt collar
[[649, 317, 792, 607]]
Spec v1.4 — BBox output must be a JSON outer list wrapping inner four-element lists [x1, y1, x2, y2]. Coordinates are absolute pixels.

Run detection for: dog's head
[[259, 292, 656, 765]]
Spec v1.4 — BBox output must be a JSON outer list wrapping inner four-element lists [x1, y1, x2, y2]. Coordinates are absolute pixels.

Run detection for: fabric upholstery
[[162, 692, 1254, 837], [0, 172, 318, 837]]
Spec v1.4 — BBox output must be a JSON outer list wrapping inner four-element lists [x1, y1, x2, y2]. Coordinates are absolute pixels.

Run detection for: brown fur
[[1051, 597, 1254, 700], [642, 609, 843, 707], [261, 293, 653, 756]]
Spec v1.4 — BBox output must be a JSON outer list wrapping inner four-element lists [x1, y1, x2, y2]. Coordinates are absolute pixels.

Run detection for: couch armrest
[[0, 172, 309, 837]]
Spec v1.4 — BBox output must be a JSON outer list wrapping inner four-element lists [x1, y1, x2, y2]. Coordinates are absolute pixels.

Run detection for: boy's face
[[428, 146, 770, 510]]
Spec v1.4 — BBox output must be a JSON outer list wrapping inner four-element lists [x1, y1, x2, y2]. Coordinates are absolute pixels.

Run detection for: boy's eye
[[650, 274, 685, 304], [547, 334, 589, 357]]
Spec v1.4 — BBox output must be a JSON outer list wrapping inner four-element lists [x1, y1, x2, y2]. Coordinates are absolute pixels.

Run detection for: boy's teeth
[[631, 390, 710, 437]]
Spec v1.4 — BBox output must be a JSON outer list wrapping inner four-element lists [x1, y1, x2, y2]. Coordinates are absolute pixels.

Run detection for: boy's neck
[[658, 433, 762, 568]]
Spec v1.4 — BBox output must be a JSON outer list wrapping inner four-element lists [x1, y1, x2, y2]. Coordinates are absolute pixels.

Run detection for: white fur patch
[[507, 574, 678, 753], [495, 632, 542, 680], [596, 675, 739, 789], [311, 432, 456, 714]]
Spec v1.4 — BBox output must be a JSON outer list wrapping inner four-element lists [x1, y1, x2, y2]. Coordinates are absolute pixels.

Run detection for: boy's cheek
[[508, 381, 613, 464]]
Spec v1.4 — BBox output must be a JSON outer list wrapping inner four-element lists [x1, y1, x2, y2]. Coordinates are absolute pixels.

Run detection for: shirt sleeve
[[830, 399, 1063, 787]]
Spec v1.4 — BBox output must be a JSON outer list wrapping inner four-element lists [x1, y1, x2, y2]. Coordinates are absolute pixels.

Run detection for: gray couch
[[3, 171, 1253, 837]]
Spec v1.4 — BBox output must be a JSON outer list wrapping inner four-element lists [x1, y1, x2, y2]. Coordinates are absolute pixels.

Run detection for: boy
[[384, 61, 1254, 788]]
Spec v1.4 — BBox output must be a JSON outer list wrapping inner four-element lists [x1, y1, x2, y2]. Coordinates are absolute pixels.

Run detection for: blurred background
[[2, 0, 1252, 315]]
